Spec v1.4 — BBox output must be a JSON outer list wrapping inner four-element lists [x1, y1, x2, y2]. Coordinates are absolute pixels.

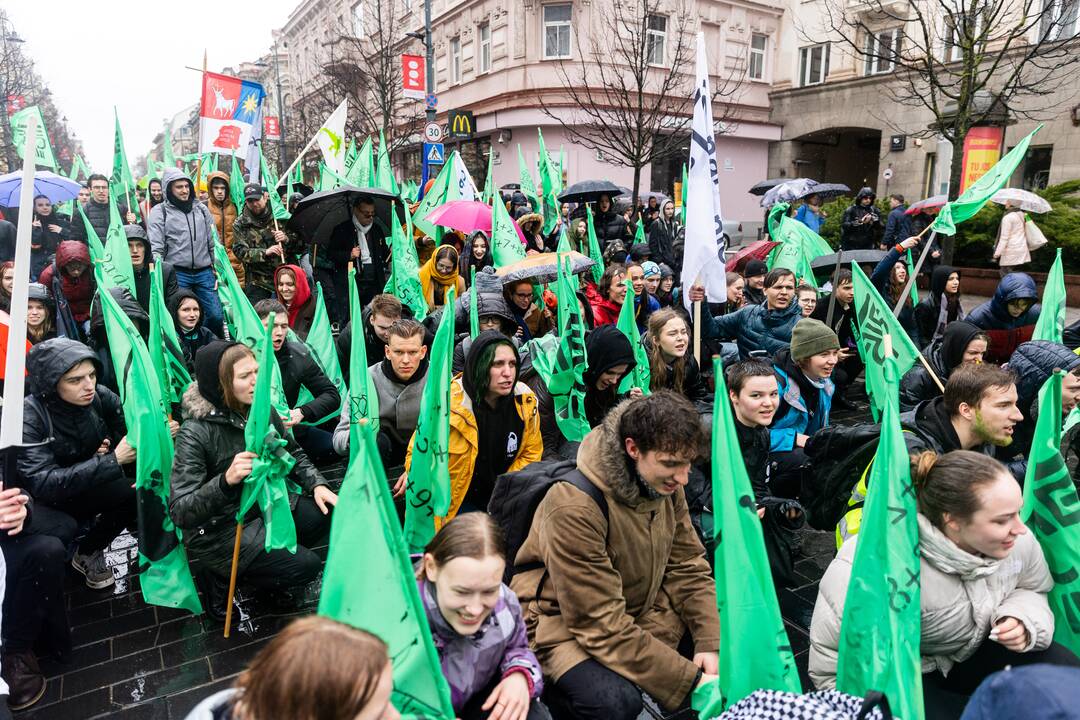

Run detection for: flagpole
[[825, 249, 843, 328], [692, 272, 703, 366], [891, 231, 937, 318], [223, 520, 243, 638], [278, 133, 321, 192]]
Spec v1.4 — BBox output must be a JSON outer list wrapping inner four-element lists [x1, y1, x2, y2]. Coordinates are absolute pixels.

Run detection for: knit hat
[[790, 318, 840, 361], [658, 263, 674, 278], [194, 340, 239, 409], [743, 259, 767, 278], [641, 261, 661, 279]]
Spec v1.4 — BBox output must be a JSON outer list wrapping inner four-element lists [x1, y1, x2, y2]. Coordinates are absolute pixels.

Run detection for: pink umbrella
[[425, 200, 528, 245], [905, 195, 947, 215]]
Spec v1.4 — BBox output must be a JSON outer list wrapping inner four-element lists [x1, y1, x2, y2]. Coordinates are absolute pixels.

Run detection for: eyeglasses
[[512, 292, 533, 301]]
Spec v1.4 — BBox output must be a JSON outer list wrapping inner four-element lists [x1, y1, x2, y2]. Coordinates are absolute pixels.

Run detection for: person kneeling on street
[[511, 391, 719, 720], [169, 341, 338, 619]]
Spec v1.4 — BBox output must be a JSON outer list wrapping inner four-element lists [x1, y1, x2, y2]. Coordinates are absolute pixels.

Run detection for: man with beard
[[232, 184, 303, 303], [70, 174, 134, 243]]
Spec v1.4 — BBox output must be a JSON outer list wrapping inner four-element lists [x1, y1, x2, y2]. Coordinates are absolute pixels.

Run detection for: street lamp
[[255, 41, 288, 168]]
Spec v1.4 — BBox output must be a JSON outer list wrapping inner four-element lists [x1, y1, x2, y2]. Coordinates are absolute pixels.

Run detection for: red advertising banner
[[402, 54, 426, 100], [264, 116, 281, 140], [960, 126, 1004, 193], [5, 95, 25, 116]]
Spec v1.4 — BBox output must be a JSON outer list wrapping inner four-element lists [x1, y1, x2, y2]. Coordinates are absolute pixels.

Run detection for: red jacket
[[38, 241, 95, 321], [591, 297, 621, 327]]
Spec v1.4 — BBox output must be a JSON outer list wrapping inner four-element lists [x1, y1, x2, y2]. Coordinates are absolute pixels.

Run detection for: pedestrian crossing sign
[[424, 142, 445, 164]]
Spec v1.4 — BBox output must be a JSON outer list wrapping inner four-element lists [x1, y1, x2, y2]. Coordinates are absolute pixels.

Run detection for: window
[[543, 4, 572, 59], [1042, 0, 1079, 40], [748, 33, 768, 80], [798, 43, 830, 86], [450, 36, 461, 83], [944, 12, 986, 62], [646, 15, 667, 66], [351, 1, 365, 36], [478, 23, 491, 73], [864, 28, 902, 75], [403, 0, 412, 11], [922, 152, 937, 198]]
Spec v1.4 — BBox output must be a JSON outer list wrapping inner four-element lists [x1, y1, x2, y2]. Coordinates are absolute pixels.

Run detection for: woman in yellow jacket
[[407, 330, 543, 524]]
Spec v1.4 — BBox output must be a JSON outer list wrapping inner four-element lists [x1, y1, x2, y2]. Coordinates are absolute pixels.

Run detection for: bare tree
[[809, 0, 1080, 258], [0, 11, 36, 171], [542, 0, 742, 203]]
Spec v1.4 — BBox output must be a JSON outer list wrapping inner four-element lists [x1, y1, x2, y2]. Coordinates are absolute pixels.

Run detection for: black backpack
[[487, 459, 608, 583], [802, 423, 882, 531]]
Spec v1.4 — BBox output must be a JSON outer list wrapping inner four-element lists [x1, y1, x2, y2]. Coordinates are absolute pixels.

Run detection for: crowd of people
[[0, 170, 1077, 720]]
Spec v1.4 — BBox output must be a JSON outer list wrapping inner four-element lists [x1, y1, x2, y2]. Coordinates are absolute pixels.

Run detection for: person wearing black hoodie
[[169, 289, 218, 373], [87, 286, 150, 395], [30, 195, 70, 280], [914, 265, 965, 344], [839, 187, 882, 251], [899, 321, 987, 411], [124, 224, 179, 314], [582, 325, 639, 427], [741, 259, 767, 306]]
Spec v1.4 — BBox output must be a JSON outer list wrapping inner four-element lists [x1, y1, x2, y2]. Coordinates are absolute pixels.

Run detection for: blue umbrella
[[0, 170, 82, 207]]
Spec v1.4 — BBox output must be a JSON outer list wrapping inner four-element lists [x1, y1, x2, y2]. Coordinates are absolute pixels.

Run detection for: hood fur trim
[[576, 399, 641, 507]]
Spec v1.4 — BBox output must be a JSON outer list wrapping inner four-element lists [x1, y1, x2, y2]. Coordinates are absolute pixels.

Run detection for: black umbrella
[[288, 186, 399, 245], [797, 182, 850, 202], [749, 178, 793, 196], [810, 249, 887, 271], [275, 181, 314, 199], [558, 180, 623, 204]]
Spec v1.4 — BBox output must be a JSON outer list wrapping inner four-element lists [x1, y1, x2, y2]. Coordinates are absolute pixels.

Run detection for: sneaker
[[1, 651, 46, 710], [71, 548, 115, 590]]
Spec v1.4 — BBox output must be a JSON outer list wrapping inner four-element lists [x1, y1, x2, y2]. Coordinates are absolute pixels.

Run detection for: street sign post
[[424, 122, 443, 143], [421, 141, 446, 199]]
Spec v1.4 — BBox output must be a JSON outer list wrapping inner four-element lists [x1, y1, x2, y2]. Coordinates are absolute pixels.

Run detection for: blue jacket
[[883, 206, 912, 247], [967, 273, 1041, 330], [769, 351, 834, 452], [794, 204, 825, 234], [704, 300, 801, 359]]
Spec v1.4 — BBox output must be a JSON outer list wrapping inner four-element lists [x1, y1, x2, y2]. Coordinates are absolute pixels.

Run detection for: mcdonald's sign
[[448, 109, 474, 139]]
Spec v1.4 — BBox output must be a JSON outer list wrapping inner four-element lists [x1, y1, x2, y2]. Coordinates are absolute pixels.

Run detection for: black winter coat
[[734, 416, 770, 501], [591, 208, 629, 248], [276, 341, 341, 424], [70, 199, 128, 244], [839, 188, 882, 251], [169, 384, 327, 576], [17, 341, 127, 505], [647, 218, 680, 269], [898, 321, 983, 412]]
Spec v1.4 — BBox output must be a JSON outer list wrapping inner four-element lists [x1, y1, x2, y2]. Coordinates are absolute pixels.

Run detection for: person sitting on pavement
[[511, 391, 719, 720], [87, 286, 149, 394], [255, 301, 341, 465], [645, 308, 712, 413], [420, 245, 466, 313], [37, 240, 95, 341], [232, 183, 305, 305], [407, 330, 542, 522], [274, 264, 316, 341], [871, 235, 922, 347], [583, 325, 641, 427], [504, 279, 553, 341], [418, 514, 550, 720], [811, 269, 861, 410], [741, 259, 767, 306], [589, 264, 627, 328], [696, 268, 802, 361], [169, 341, 337, 620], [914, 265, 965, 344], [25, 282, 57, 346], [125, 224, 179, 314], [452, 289, 519, 374], [17, 338, 137, 590], [337, 293, 404, 385], [900, 321, 987, 412], [169, 289, 218, 373], [811, 450, 1080, 717], [967, 272, 1042, 364]]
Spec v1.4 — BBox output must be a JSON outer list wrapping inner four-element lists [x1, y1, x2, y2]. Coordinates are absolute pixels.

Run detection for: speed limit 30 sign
[[424, 122, 443, 143]]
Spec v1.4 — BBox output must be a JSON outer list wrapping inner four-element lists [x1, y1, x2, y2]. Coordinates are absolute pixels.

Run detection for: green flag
[[98, 286, 202, 614], [412, 159, 453, 241], [851, 262, 920, 420], [469, 267, 480, 339], [163, 123, 176, 168], [81, 194, 136, 294], [347, 264, 381, 464], [239, 313, 298, 553], [148, 263, 192, 408], [1022, 371, 1080, 656], [386, 203, 428, 321], [375, 129, 399, 195], [318, 419, 456, 719], [482, 149, 495, 205], [260, 149, 290, 220], [679, 163, 688, 225], [836, 352, 924, 720], [491, 189, 527, 267], [932, 126, 1042, 235], [537, 130, 560, 234], [517, 145, 539, 212], [768, 205, 830, 289], [9, 106, 57, 169], [347, 136, 375, 187], [111, 109, 141, 221], [229, 153, 246, 215], [344, 138, 357, 174], [1033, 248, 1065, 343], [693, 356, 799, 715], [404, 287, 456, 552], [633, 217, 646, 246], [906, 249, 919, 306], [297, 283, 348, 425], [616, 279, 651, 395], [584, 205, 604, 284]]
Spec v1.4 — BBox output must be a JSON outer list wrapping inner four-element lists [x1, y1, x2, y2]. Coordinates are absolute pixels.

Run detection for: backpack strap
[[563, 469, 609, 524]]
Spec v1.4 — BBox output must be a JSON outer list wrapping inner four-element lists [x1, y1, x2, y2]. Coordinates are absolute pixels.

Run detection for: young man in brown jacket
[[510, 391, 719, 720]]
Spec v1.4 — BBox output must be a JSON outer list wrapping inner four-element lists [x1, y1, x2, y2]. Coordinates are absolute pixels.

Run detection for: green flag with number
[[148, 263, 192, 408], [836, 352, 924, 720], [319, 417, 455, 719], [9, 106, 57, 169], [1022, 371, 1080, 656], [616, 279, 651, 395], [347, 264, 381, 464], [693, 356, 799, 715], [99, 286, 202, 615], [404, 287, 455, 552], [932, 126, 1041, 236], [1033, 248, 1065, 344], [851, 262, 920, 420], [80, 194, 136, 294], [491, 189, 527, 268]]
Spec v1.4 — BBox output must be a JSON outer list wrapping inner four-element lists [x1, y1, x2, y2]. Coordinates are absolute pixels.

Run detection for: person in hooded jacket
[[274, 264, 316, 340], [139, 178, 163, 221], [590, 195, 630, 248], [900, 321, 987, 411], [966, 273, 1041, 364], [741, 260, 767, 307], [839, 187, 882, 251], [125, 224, 179, 314], [169, 289, 218, 373], [590, 264, 628, 328], [420, 245, 466, 312], [37, 240, 94, 341], [255, 301, 341, 465], [70, 174, 133, 244], [452, 290, 519, 374], [915, 265, 965, 344], [205, 171, 244, 286], [583, 325, 639, 428], [407, 331, 542, 524], [233, 184, 305, 304], [25, 282, 57, 346], [696, 268, 802, 360], [647, 200, 680, 270], [88, 287, 150, 395], [871, 236, 921, 347], [16, 339, 137, 591], [29, 195, 70, 280], [169, 341, 337, 619], [147, 168, 224, 336]]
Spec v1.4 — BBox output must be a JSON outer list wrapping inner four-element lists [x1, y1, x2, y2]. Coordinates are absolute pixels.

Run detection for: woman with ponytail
[[809, 450, 1079, 719]]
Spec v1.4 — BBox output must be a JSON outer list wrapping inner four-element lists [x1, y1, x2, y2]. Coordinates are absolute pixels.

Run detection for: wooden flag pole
[[223, 520, 243, 638], [825, 249, 844, 328], [892, 230, 938, 318]]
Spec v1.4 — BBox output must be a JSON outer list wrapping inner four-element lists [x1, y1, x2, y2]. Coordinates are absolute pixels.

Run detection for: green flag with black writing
[[99, 286, 202, 614], [836, 352, 924, 720], [616, 279, 651, 395], [491, 188, 527, 268], [851, 262, 920, 420], [932, 126, 1041, 236], [693, 356, 799, 715], [319, 417, 455, 719], [9, 106, 57, 169], [1022, 371, 1080, 656], [1033, 248, 1065, 344], [148, 263, 192, 408], [385, 203, 428, 322], [347, 264, 381, 464], [404, 287, 455, 552], [81, 194, 136, 294], [585, 205, 604, 284]]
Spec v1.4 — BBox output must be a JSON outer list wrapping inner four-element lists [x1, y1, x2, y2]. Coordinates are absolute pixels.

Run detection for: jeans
[[544, 660, 643, 720], [175, 267, 224, 337], [314, 267, 347, 326]]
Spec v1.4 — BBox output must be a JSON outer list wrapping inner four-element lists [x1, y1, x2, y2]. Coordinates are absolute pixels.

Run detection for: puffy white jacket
[[809, 514, 1054, 688]]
